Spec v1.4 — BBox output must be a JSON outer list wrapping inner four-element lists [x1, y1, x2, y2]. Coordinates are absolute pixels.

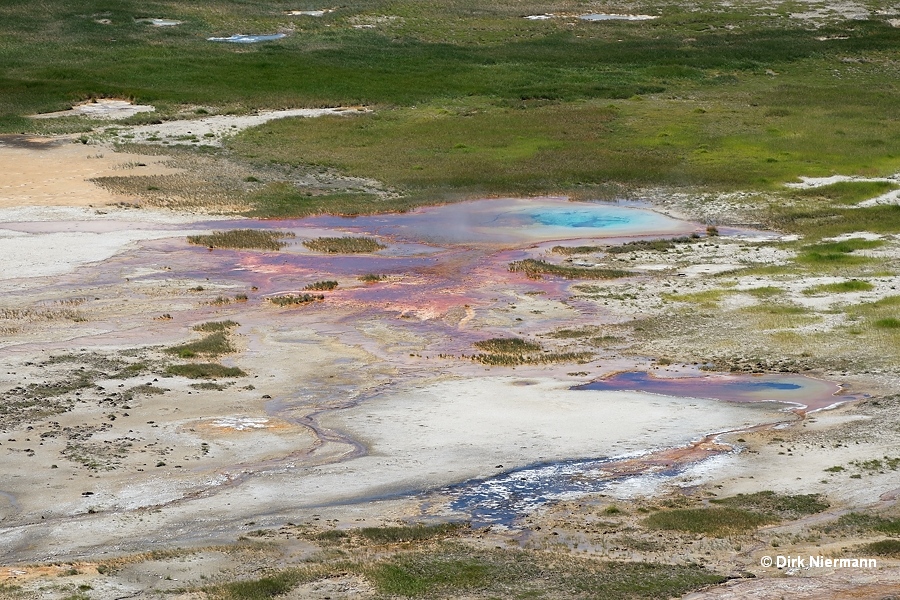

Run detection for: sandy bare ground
[[0, 136, 179, 209]]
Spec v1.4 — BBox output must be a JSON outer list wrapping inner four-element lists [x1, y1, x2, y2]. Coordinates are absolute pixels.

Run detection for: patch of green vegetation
[[770, 205, 900, 240], [303, 236, 385, 253], [233, 76, 900, 201], [662, 289, 726, 308], [874, 318, 900, 329], [827, 513, 900, 536], [643, 507, 772, 536], [851, 457, 900, 471], [741, 302, 817, 330], [190, 382, 230, 391], [551, 245, 605, 256], [313, 529, 350, 543], [25, 371, 96, 398], [545, 327, 598, 339], [745, 286, 784, 299], [186, 229, 295, 251], [213, 571, 305, 600], [843, 296, 900, 334], [796, 238, 882, 265], [861, 539, 900, 557], [509, 259, 632, 280], [711, 491, 829, 520], [304, 280, 338, 291], [245, 185, 388, 218], [803, 279, 874, 295], [268, 294, 324, 306], [366, 545, 724, 599], [370, 557, 491, 596], [194, 320, 239, 332], [474, 351, 593, 366], [359, 273, 387, 283], [166, 363, 245, 379], [613, 535, 663, 553], [126, 384, 166, 396], [795, 181, 900, 205], [166, 332, 234, 358], [474, 338, 541, 354], [470, 337, 592, 365], [359, 523, 464, 544], [606, 235, 700, 254]]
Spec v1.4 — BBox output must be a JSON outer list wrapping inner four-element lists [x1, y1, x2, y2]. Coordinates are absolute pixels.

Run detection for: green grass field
[[2, 0, 899, 211]]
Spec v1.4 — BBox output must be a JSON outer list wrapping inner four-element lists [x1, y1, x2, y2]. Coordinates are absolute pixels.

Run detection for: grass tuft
[[166, 363, 245, 379], [796, 181, 899, 205], [187, 229, 295, 251], [473, 338, 541, 353], [711, 491, 829, 519], [509, 259, 632, 280], [360, 273, 387, 283], [359, 523, 464, 544], [193, 320, 239, 332], [861, 539, 900, 557], [799, 238, 882, 261], [166, 329, 235, 358], [303, 236, 385, 253], [803, 279, 874, 295], [643, 507, 772, 535], [606, 236, 700, 254], [874, 318, 900, 329], [268, 294, 324, 306]]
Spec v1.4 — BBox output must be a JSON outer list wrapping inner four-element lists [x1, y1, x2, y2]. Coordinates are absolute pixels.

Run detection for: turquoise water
[[305, 198, 696, 245], [527, 209, 633, 229]]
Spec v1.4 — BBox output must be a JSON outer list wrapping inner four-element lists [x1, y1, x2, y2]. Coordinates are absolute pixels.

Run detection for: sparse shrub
[[712, 491, 829, 519], [194, 320, 238, 332], [509, 259, 632, 280], [187, 229, 295, 251], [268, 294, 324, 306], [474, 338, 541, 353], [862, 539, 900, 557], [304, 280, 338, 291], [359, 523, 464, 544], [874, 318, 900, 329], [803, 279, 874, 295], [166, 331, 234, 358], [605, 236, 699, 254], [550, 245, 605, 255], [303, 236, 385, 253], [643, 508, 772, 535], [166, 363, 246, 379]]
